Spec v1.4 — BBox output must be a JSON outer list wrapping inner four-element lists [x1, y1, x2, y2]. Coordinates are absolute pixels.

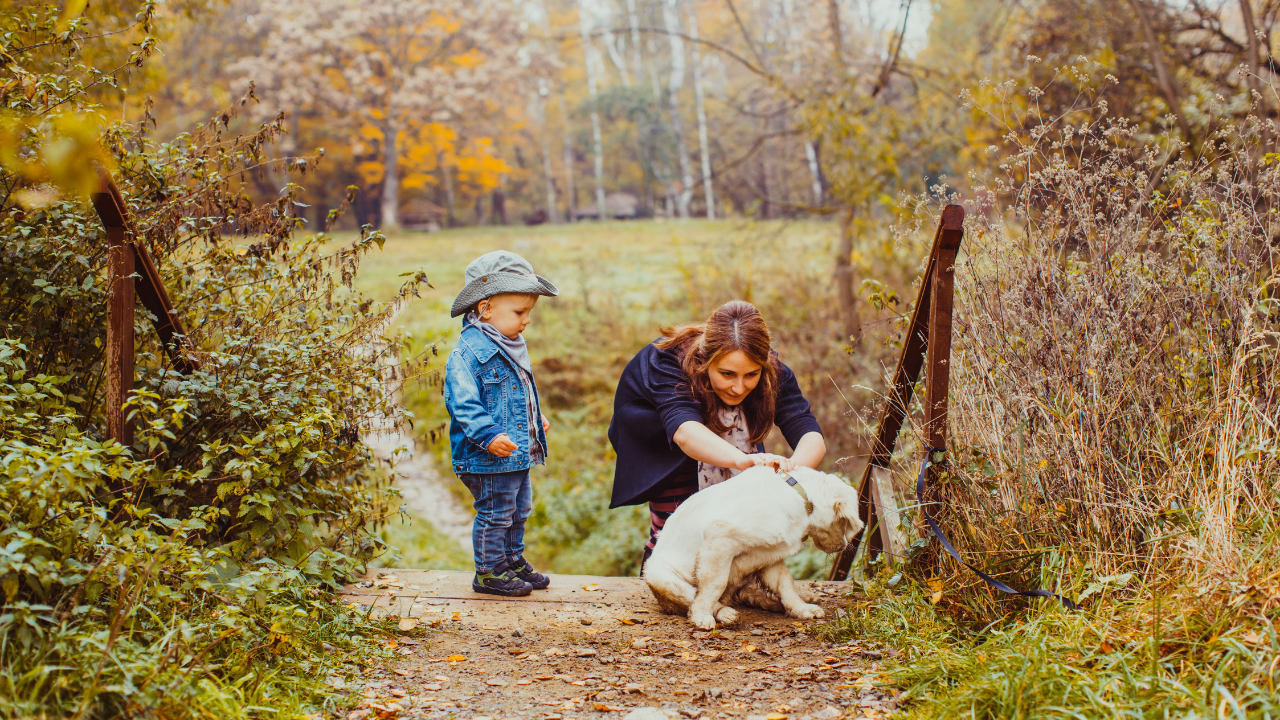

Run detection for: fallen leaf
[[1242, 631, 1264, 645], [767, 714, 788, 720], [383, 640, 397, 649], [582, 583, 600, 591], [593, 703, 623, 712], [397, 617, 419, 631], [617, 618, 636, 626], [738, 643, 758, 654], [422, 684, 442, 692], [486, 679, 508, 687], [571, 680, 586, 686], [508, 648, 526, 655], [447, 654, 466, 662], [535, 675, 555, 681], [393, 669, 411, 677], [931, 591, 943, 604], [516, 679, 532, 685]]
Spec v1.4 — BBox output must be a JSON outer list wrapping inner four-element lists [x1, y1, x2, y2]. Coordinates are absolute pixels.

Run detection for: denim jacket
[[444, 323, 548, 475]]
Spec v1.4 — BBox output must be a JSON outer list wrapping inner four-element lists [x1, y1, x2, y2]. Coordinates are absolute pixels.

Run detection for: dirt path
[[368, 430, 474, 551], [338, 571, 898, 720]]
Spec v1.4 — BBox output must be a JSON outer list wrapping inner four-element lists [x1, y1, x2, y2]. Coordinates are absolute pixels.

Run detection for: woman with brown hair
[[608, 300, 826, 567]]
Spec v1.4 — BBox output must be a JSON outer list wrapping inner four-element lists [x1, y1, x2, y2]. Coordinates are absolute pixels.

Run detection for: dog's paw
[[715, 606, 739, 625], [789, 603, 825, 621], [689, 612, 718, 630]]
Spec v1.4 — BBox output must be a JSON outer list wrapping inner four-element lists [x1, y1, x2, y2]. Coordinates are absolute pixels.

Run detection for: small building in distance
[[574, 192, 640, 220]]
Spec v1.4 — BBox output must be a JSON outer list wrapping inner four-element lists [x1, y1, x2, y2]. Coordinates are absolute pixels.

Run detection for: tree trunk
[[627, 0, 643, 85], [493, 176, 509, 225], [1128, 0, 1193, 142], [805, 141, 823, 206], [558, 89, 577, 222], [827, 0, 845, 67], [578, 0, 609, 221], [537, 90, 560, 223], [380, 115, 400, 230], [687, 2, 715, 219], [835, 207, 862, 346], [440, 152, 456, 228], [1240, 0, 1264, 111], [663, 0, 693, 218]]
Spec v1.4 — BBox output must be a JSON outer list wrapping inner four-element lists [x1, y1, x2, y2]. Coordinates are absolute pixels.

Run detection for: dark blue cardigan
[[607, 341, 822, 508]]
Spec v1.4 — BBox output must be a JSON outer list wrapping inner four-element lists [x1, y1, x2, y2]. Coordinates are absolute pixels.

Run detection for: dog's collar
[[780, 472, 813, 515]]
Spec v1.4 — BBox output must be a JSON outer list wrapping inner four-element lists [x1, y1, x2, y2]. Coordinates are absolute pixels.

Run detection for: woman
[[608, 300, 826, 566]]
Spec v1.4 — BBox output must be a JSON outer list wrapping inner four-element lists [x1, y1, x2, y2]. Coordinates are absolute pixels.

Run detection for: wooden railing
[[830, 204, 965, 581], [90, 172, 198, 445]]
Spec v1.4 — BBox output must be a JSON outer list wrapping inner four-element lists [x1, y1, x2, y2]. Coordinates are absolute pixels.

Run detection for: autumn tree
[[233, 0, 535, 229]]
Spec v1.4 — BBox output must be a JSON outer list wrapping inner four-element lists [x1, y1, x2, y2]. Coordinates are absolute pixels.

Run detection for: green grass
[[374, 509, 473, 571], [818, 560, 1280, 719]]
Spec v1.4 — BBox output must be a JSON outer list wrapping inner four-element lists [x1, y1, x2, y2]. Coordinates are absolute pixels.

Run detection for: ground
[[337, 571, 899, 720]]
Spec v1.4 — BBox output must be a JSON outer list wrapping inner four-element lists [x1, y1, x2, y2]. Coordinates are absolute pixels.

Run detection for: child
[[444, 250, 559, 596]]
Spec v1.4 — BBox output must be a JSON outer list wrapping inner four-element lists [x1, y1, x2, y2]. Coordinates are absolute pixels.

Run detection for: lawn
[[350, 217, 913, 577]]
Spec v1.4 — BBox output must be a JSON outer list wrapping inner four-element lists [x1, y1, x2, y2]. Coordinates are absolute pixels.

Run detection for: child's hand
[[487, 434, 518, 457], [541, 415, 551, 433]]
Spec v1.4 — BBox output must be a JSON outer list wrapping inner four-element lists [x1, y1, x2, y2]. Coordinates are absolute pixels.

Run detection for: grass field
[[349, 217, 911, 577]]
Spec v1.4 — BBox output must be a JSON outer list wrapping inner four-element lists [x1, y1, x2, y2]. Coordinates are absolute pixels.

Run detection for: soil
[[337, 571, 898, 720]]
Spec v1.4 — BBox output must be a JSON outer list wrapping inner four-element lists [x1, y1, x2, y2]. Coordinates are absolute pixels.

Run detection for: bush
[[1, 5, 427, 716]]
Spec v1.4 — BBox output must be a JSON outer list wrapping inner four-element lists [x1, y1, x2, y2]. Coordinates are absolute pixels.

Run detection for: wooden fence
[[90, 171, 198, 445], [830, 204, 965, 581]]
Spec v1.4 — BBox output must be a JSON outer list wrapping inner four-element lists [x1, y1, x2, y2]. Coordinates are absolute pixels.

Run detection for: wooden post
[[94, 184, 134, 446], [830, 205, 964, 581], [91, 172, 199, 446]]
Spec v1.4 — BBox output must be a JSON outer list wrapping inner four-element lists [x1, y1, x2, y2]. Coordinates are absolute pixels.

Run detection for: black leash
[[915, 447, 1077, 609]]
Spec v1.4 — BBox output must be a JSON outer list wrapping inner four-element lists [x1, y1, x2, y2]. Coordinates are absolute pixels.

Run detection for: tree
[[232, 0, 531, 229]]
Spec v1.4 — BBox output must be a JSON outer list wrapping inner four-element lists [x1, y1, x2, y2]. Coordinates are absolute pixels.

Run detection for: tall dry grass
[[899, 68, 1279, 613]]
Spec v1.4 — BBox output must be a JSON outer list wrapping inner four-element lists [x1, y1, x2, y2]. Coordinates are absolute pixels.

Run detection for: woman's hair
[[656, 300, 779, 444]]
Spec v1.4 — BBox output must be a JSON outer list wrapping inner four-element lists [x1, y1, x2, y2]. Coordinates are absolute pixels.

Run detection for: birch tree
[[577, 0, 610, 220], [663, 0, 694, 218], [687, 2, 715, 219]]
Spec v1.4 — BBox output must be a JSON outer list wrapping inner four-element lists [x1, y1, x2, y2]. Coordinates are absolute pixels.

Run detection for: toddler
[[444, 250, 559, 596]]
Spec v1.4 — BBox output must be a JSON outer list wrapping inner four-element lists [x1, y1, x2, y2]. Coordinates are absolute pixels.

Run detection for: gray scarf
[[465, 312, 533, 375]]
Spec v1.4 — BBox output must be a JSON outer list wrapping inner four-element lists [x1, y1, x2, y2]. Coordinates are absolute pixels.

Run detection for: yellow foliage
[[0, 111, 114, 208], [357, 161, 385, 185]]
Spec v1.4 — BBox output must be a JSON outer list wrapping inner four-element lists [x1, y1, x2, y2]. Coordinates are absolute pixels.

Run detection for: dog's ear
[[836, 498, 865, 537]]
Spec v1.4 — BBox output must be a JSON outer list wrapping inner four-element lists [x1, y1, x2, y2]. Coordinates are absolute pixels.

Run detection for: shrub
[[1, 5, 426, 716]]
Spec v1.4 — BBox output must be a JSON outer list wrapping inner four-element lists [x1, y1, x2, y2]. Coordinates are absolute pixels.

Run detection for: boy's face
[[478, 293, 539, 339]]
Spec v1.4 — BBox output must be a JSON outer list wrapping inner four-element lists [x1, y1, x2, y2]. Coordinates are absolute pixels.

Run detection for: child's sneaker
[[472, 560, 533, 596], [507, 555, 551, 589]]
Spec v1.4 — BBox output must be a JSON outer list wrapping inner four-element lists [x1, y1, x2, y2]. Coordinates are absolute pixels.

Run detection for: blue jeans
[[459, 469, 532, 572]]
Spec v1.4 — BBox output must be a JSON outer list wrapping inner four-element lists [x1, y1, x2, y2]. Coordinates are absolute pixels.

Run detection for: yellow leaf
[[767, 714, 789, 720], [582, 583, 600, 591], [58, 0, 88, 31], [447, 654, 466, 662], [617, 618, 635, 625], [398, 618, 420, 631]]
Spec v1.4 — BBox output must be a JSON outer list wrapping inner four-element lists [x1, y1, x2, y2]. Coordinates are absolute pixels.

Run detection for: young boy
[[445, 250, 559, 596]]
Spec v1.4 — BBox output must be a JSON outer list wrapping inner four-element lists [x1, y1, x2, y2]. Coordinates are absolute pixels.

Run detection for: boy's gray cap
[[450, 250, 559, 317]]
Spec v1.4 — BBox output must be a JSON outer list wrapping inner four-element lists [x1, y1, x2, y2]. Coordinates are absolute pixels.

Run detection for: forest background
[[3, 0, 1280, 717]]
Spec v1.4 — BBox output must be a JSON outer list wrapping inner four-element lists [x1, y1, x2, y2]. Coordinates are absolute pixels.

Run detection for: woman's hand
[[735, 453, 795, 472]]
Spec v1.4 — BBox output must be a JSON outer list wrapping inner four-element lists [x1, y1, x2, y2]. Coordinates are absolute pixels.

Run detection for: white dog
[[643, 466, 864, 630]]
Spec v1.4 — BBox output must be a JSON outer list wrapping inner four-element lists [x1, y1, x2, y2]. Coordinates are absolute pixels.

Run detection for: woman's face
[[708, 350, 762, 406]]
